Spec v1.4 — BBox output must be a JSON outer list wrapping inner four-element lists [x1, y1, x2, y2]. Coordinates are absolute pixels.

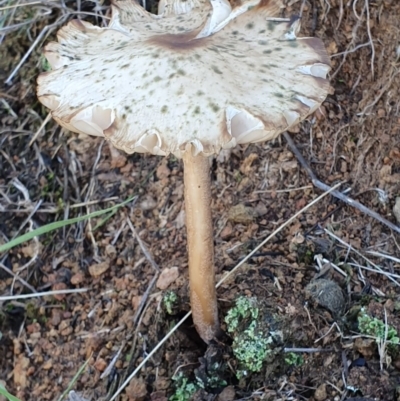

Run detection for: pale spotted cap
[[37, 0, 331, 157]]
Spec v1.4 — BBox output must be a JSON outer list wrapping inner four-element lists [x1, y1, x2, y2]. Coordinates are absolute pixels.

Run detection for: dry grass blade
[[109, 182, 342, 401], [0, 288, 87, 301], [366, 251, 400, 264]]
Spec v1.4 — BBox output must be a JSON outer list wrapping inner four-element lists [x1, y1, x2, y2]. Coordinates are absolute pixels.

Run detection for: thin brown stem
[[183, 148, 219, 343]]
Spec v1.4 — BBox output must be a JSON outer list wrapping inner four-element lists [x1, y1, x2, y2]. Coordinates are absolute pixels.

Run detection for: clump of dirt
[[305, 278, 346, 316]]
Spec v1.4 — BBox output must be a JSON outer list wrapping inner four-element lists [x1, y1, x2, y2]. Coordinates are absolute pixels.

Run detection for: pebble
[[89, 261, 110, 278], [71, 272, 85, 285], [228, 204, 256, 224], [218, 386, 236, 401], [125, 378, 147, 401], [393, 197, 400, 223], [314, 383, 327, 401], [156, 266, 179, 290], [94, 358, 107, 372]]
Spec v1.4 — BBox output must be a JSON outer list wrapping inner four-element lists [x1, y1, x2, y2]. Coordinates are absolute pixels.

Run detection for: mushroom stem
[[183, 148, 219, 343]]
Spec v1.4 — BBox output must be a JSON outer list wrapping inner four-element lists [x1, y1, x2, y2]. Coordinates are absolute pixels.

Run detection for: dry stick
[[283, 347, 332, 353], [29, 113, 52, 147], [0, 288, 87, 301], [5, 24, 50, 84], [126, 219, 160, 274], [126, 218, 160, 324], [283, 132, 400, 235], [109, 182, 342, 401]]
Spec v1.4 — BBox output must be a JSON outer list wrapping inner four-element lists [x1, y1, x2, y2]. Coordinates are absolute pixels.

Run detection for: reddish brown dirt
[[1, 0, 400, 400]]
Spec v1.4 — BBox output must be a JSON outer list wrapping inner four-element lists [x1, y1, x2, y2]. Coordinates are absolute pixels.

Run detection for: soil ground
[[1, 0, 400, 400]]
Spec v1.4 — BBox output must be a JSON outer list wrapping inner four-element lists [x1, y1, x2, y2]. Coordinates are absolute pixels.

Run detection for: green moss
[[358, 308, 399, 345], [169, 373, 199, 401], [225, 297, 280, 379], [163, 291, 178, 315], [284, 352, 304, 367]]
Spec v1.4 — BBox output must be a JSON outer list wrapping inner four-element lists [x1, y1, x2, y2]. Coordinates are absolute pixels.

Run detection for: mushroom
[[37, 0, 331, 343]]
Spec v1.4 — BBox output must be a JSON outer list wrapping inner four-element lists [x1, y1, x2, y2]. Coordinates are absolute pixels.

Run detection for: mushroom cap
[[37, 0, 331, 157]]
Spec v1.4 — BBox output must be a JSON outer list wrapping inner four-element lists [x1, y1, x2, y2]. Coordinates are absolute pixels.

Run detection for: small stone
[[377, 108, 386, 118], [393, 197, 400, 224], [220, 224, 233, 240], [156, 162, 171, 180], [228, 204, 256, 224], [314, 383, 327, 401], [51, 282, 68, 301], [281, 160, 298, 172], [59, 320, 70, 331], [71, 272, 85, 285], [156, 267, 179, 290], [150, 392, 167, 401], [354, 337, 376, 358], [109, 145, 127, 168], [89, 261, 110, 278], [217, 386, 236, 401], [240, 153, 258, 175], [42, 359, 53, 370], [13, 356, 30, 388], [140, 195, 157, 211], [105, 244, 117, 258], [61, 326, 73, 336], [125, 378, 147, 401], [94, 358, 107, 372], [154, 377, 169, 391], [132, 295, 142, 311], [26, 322, 41, 334]]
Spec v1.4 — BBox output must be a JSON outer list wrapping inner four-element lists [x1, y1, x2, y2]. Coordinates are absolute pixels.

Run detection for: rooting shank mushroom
[[37, 0, 331, 343]]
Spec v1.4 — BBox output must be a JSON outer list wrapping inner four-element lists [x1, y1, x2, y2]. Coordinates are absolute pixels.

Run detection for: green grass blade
[[0, 197, 135, 254], [56, 357, 91, 401], [0, 384, 22, 401]]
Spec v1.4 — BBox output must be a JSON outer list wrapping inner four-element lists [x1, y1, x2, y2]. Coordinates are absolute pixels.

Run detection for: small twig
[[366, 250, 400, 264], [283, 347, 332, 353], [378, 308, 389, 370], [126, 219, 160, 273], [100, 342, 125, 379], [304, 304, 318, 334], [347, 262, 400, 280], [5, 22, 56, 84], [283, 132, 400, 235], [109, 311, 191, 401], [314, 254, 347, 278], [29, 113, 52, 147], [0, 288, 87, 301], [315, 322, 343, 343], [253, 185, 312, 194]]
